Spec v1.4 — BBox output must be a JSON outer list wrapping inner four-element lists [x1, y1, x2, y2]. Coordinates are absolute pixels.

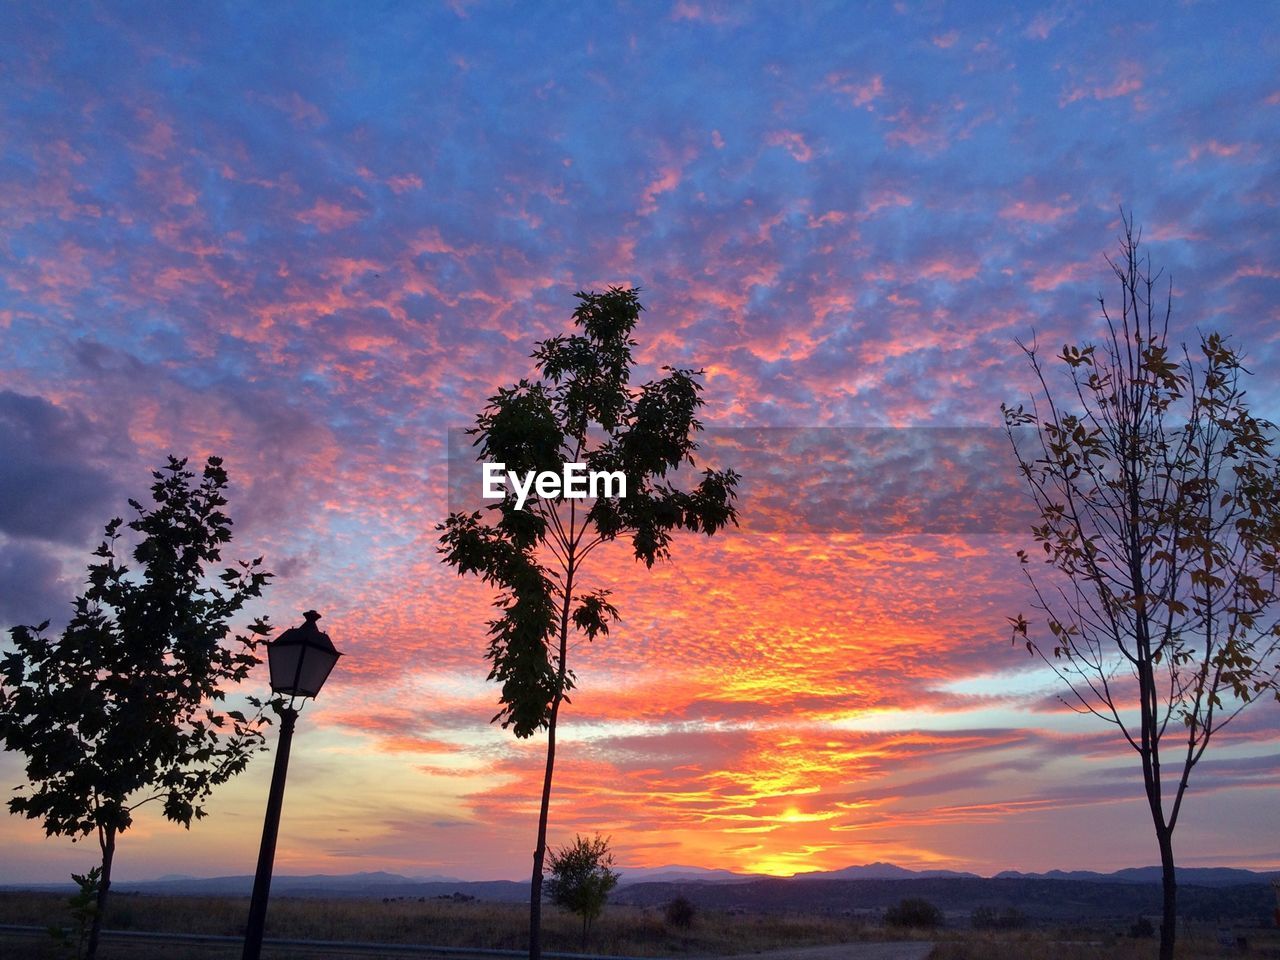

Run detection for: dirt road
[[719, 943, 934, 960]]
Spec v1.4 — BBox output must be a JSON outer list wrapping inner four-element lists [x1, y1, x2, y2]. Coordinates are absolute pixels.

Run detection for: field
[[2, 891, 1276, 960], [0, 890, 876, 957], [926, 929, 1280, 960]]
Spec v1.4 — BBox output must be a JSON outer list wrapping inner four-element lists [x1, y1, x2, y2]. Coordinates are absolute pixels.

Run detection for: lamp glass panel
[[295, 648, 339, 698], [268, 642, 304, 694]]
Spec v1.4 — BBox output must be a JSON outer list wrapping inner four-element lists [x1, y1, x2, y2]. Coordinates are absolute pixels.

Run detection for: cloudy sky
[[2, 2, 1278, 883]]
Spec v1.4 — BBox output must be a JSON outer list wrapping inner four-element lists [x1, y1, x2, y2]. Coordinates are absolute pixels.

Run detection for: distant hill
[[108, 873, 527, 901], [797, 862, 981, 881], [995, 865, 1280, 887], [616, 865, 759, 884], [616, 861, 1272, 886], [612, 875, 1277, 925], [6, 860, 1276, 924]]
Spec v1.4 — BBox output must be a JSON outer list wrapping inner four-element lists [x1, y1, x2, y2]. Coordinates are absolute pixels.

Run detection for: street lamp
[[242, 610, 343, 960]]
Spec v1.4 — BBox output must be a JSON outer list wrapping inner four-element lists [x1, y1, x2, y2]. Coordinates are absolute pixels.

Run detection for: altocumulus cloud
[[0, 390, 123, 626]]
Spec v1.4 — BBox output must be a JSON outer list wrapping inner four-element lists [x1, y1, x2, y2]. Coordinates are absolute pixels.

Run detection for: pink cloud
[[806, 210, 847, 229], [920, 258, 980, 282], [999, 198, 1076, 223], [1024, 11, 1064, 40], [1181, 140, 1257, 165], [824, 72, 884, 109], [862, 188, 913, 217], [669, 1, 738, 25], [765, 129, 814, 163], [133, 108, 175, 159], [1028, 260, 1094, 292], [1233, 264, 1280, 280], [387, 173, 424, 194], [297, 198, 363, 232], [1060, 60, 1143, 106], [932, 31, 959, 49], [639, 163, 685, 215], [254, 90, 326, 128], [884, 106, 947, 151]]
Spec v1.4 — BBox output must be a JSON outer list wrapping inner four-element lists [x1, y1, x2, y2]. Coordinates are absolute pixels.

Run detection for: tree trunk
[[529, 556, 575, 960], [86, 826, 115, 960], [528, 695, 560, 960], [1157, 824, 1177, 960]]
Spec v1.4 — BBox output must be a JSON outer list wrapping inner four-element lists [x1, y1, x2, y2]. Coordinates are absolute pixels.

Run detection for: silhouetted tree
[[1005, 215, 1280, 960], [438, 287, 740, 960], [544, 833, 619, 948], [0, 456, 272, 960]]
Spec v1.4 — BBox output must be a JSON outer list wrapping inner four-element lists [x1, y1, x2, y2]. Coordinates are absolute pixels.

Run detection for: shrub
[[972, 905, 1026, 929], [970, 906, 998, 929], [664, 896, 696, 929], [544, 833, 619, 948], [884, 898, 942, 929], [997, 906, 1026, 929], [1130, 916, 1155, 938]]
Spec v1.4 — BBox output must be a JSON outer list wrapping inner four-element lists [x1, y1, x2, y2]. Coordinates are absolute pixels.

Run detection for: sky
[[1, 2, 1278, 884]]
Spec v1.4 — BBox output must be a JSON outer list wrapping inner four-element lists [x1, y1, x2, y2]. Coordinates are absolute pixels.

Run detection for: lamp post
[[242, 610, 343, 960]]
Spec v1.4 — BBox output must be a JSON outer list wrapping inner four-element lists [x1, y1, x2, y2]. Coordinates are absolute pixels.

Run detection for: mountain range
[[7, 861, 1275, 897]]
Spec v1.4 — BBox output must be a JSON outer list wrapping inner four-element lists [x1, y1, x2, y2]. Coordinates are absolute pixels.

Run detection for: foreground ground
[[1, 891, 1274, 959], [0, 891, 887, 957]]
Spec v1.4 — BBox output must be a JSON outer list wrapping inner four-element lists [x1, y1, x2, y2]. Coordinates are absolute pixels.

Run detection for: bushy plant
[[884, 898, 943, 929], [1130, 915, 1155, 938], [544, 833, 619, 947], [664, 895, 696, 929], [47, 866, 100, 958], [971, 905, 1026, 929]]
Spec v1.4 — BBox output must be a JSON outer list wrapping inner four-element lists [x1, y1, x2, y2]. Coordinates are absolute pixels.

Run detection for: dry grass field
[[0, 889, 876, 956], [926, 927, 1280, 960], [3, 891, 1276, 960]]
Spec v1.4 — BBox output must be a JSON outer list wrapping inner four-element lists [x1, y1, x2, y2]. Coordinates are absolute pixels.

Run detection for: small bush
[[1003, 907, 1026, 929], [884, 898, 942, 929], [970, 906, 998, 929], [971, 905, 1026, 929], [1129, 915, 1155, 938], [664, 895, 696, 929]]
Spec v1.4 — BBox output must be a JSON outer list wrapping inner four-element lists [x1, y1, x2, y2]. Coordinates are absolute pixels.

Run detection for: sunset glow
[[1, 3, 1278, 886]]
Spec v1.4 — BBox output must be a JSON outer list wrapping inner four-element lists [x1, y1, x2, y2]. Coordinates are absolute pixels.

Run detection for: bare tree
[[1004, 214, 1280, 960]]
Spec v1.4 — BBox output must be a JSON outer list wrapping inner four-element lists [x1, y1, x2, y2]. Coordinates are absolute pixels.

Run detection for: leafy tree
[[438, 287, 740, 959], [1004, 215, 1280, 960], [884, 898, 943, 929], [544, 833, 620, 948], [0, 456, 272, 959]]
